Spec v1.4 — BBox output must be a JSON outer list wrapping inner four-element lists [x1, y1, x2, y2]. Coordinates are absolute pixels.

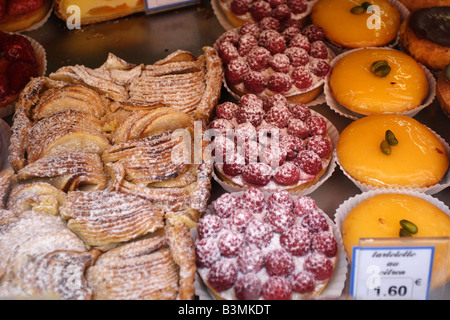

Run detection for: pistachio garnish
[[400, 219, 418, 234], [351, 2, 372, 14], [380, 140, 391, 155], [361, 1, 371, 9], [399, 228, 412, 237], [385, 130, 398, 146], [371, 60, 391, 78]]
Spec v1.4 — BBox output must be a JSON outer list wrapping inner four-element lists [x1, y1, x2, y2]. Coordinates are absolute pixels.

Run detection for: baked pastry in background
[[329, 48, 430, 116], [216, 22, 332, 104], [336, 114, 449, 190], [437, 65, 450, 117], [311, 0, 401, 49], [53, 0, 146, 26], [217, 0, 318, 29], [399, 6, 450, 71], [196, 189, 339, 300], [397, 0, 450, 11], [0, 0, 52, 32]]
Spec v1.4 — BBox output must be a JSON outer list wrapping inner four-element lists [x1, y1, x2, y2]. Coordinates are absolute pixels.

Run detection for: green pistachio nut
[[400, 219, 418, 234], [380, 140, 391, 155], [385, 130, 399, 146]]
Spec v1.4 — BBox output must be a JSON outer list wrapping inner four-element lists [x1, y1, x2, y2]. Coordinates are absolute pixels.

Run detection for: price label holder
[[145, 0, 200, 14], [349, 237, 449, 300]]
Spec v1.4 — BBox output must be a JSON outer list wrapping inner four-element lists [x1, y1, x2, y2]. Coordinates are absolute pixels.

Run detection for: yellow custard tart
[[311, 0, 401, 49], [341, 192, 450, 289], [336, 114, 449, 189], [329, 48, 429, 115]]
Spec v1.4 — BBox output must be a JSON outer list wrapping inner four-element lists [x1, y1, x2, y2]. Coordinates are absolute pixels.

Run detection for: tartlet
[[0, 0, 52, 32], [336, 114, 449, 191], [437, 65, 450, 117]]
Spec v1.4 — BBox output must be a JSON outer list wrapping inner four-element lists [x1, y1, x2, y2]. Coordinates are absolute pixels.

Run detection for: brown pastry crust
[[437, 66, 450, 117], [397, 0, 450, 11]]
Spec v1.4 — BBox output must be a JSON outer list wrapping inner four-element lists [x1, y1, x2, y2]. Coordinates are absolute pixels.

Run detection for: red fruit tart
[[208, 93, 336, 193], [196, 189, 340, 300], [216, 0, 319, 29], [0, 31, 45, 117], [0, 0, 52, 32], [215, 22, 333, 104]]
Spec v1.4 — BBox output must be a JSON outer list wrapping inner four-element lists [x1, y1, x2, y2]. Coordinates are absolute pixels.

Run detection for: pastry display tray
[[12, 2, 450, 299]]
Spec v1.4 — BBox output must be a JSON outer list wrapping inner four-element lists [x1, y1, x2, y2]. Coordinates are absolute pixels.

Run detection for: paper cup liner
[[335, 125, 450, 195], [212, 109, 339, 196], [0, 118, 11, 171], [324, 47, 436, 120], [334, 189, 450, 262], [324, 0, 410, 56], [0, 33, 47, 118], [194, 192, 348, 300]]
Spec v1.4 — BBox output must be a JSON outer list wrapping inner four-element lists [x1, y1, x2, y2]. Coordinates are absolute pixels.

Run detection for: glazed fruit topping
[[196, 189, 338, 299], [6, 0, 44, 16]]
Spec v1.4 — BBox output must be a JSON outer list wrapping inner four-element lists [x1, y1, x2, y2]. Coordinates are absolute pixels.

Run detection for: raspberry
[[294, 150, 323, 175], [293, 196, 317, 217], [196, 238, 221, 268], [265, 249, 295, 276], [218, 41, 239, 65], [225, 59, 249, 85], [302, 24, 325, 42], [249, 0, 272, 21], [238, 34, 258, 58], [268, 0, 286, 7], [287, 0, 306, 14], [309, 58, 330, 77], [291, 271, 315, 293], [281, 26, 301, 44], [273, 162, 301, 185], [271, 4, 291, 21], [223, 161, 244, 176], [212, 136, 236, 164], [307, 135, 332, 158], [235, 98, 264, 126], [280, 135, 304, 160], [289, 34, 310, 52], [263, 93, 288, 111], [208, 118, 234, 137], [281, 18, 301, 30], [311, 231, 338, 257], [280, 225, 311, 256], [208, 260, 238, 292], [240, 22, 260, 38], [284, 46, 309, 67], [288, 103, 311, 120], [265, 205, 294, 233], [263, 276, 292, 300], [257, 124, 281, 147], [267, 190, 294, 211], [287, 118, 311, 138], [218, 230, 244, 257], [258, 29, 280, 48], [267, 72, 292, 93], [230, 0, 251, 15], [7, 61, 39, 94], [301, 210, 329, 233], [234, 122, 257, 145], [215, 101, 240, 120], [242, 163, 272, 186], [259, 16, 281, 32], [269, 53, 290, 73], [265, 34, 286, 55], [260, 143, 287, 167], [213, 193, 240, 218], [241, 187, 265, 213], [242, 140, 261, 164], [244, 71, 266, 94], [6, 0, 44, 16], [244, 219, 274, 248], [197, 214, 223, 239], [240, 93, 264, 110], [237, 245, 264, 273], [291, 66, 313, 90], [305, 115, 327, 135], [265, 105, 292, 128], [218, 30, 240, 46], [234, 273, 263, 300], [303, 252, 334, 281], [0, 73, 8, 102], [230, 208, 254, 232], [310, 41, 329, 59], [0, 33, 37, 65]]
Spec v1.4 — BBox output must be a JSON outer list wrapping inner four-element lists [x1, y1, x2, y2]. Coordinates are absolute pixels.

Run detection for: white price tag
[[350, 246, 434, 300], [145, 0, 199, 12]]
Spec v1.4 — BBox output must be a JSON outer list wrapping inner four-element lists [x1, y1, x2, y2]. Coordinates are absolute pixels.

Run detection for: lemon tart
[[336, 114, 449, 189], [329, 48, 429, 115]]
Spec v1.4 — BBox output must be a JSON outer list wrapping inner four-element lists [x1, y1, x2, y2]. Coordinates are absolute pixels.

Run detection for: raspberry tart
[[0, 31, 46, 117], [196, 189, 342, 300], [215, 0, 319, 29], [215, 22, 333, 104], [209, 93, 336, 194], [0, 0, 52, 32]]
